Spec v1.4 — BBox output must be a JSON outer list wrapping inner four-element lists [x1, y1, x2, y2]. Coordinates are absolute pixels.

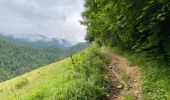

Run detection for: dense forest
[[81, 0, 170, 64], [0, 38, 88, 82]]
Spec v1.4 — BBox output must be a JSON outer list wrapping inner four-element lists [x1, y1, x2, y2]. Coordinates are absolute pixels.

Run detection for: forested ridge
[[0, 34, 73, 49], [81, 0, 170, 64], [0, 38, 88, 82], [0, 39, 64, 82]]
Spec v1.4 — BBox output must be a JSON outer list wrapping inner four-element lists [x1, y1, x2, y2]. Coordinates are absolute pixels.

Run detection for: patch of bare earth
[[102, 48, 142, 100]]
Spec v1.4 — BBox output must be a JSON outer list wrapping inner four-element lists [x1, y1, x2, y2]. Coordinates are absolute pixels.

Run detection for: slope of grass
[[107, 47, 170, 100], [0, 45, 110, 100]]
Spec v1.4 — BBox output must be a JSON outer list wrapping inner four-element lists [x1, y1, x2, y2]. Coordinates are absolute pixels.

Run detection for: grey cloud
[[0, 0, 85, 42]]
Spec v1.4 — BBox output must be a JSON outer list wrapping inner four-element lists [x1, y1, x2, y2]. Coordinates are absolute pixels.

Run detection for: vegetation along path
[[102, 47, 142, 100]]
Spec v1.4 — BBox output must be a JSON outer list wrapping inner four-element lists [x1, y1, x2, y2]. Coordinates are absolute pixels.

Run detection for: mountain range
[[0, 33, 78, 49]]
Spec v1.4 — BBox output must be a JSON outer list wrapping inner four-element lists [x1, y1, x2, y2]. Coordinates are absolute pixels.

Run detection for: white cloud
[[0, 0, 86, 42]]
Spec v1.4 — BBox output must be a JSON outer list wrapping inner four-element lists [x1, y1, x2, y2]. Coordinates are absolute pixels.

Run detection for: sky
[[0, 0, 86, 42]]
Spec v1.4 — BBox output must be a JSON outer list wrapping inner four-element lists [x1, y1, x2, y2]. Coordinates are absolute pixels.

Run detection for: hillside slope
[[0, 39, 88, 83], [0, 46, 110, 100], [0, 39, 65, 82], [64, 42, 89, 57]]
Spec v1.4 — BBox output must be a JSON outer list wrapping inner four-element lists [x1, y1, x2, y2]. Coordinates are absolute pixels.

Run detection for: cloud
[[0, 0, 86, 42]]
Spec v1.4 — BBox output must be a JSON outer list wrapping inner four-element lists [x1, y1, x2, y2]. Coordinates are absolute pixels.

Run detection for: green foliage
[[82, 0, 170, 63], [123, 94, 136, 100], [142, 68, 168, 100], [82, 1, 170, 98], [122, 74, 130, 84], [28, 87, 47, 100], [53, 45, 110, 100]]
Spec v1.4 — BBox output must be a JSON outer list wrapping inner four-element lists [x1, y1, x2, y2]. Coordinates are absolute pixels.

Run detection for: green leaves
[[82, 0, 170, 63]]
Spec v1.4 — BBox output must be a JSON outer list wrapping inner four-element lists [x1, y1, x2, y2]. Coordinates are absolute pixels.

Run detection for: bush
[[28, 87, 47, 100], [15, 78, 29, 89]]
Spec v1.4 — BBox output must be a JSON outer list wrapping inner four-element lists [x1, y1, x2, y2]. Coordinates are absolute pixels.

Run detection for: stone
[[113, 95, 117, 98], [106, 94, 110, 97], [109, 66, 113, 69], [134, 79, 137, 82], [135, 91, 139, 95], [116, 84, 124, 89]]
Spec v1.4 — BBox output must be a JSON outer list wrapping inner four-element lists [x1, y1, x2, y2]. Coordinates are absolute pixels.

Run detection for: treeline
[[81, 0, 170, 64], [0, 39, 88, 82]]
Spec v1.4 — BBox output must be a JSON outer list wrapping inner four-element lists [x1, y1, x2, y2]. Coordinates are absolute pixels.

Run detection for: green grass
[[107, 46, 170, 100], [0, 45, 110, 100], [123, 94, 136, 100], [122, 73, 131, 84]]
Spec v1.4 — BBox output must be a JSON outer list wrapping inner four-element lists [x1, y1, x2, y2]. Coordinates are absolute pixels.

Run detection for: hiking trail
[[102, 47, 142, 100]]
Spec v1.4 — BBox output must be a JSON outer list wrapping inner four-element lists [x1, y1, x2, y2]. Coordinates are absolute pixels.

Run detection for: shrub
[[15, 78, 29, 89], [28, 87, 47, 100]]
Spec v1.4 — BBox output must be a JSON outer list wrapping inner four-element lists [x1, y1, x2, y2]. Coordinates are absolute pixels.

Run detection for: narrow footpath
[[102, 48, 142, 100]]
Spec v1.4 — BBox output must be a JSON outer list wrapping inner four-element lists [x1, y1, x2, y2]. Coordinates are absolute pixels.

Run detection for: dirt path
[[102, 48, 142, 100]]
